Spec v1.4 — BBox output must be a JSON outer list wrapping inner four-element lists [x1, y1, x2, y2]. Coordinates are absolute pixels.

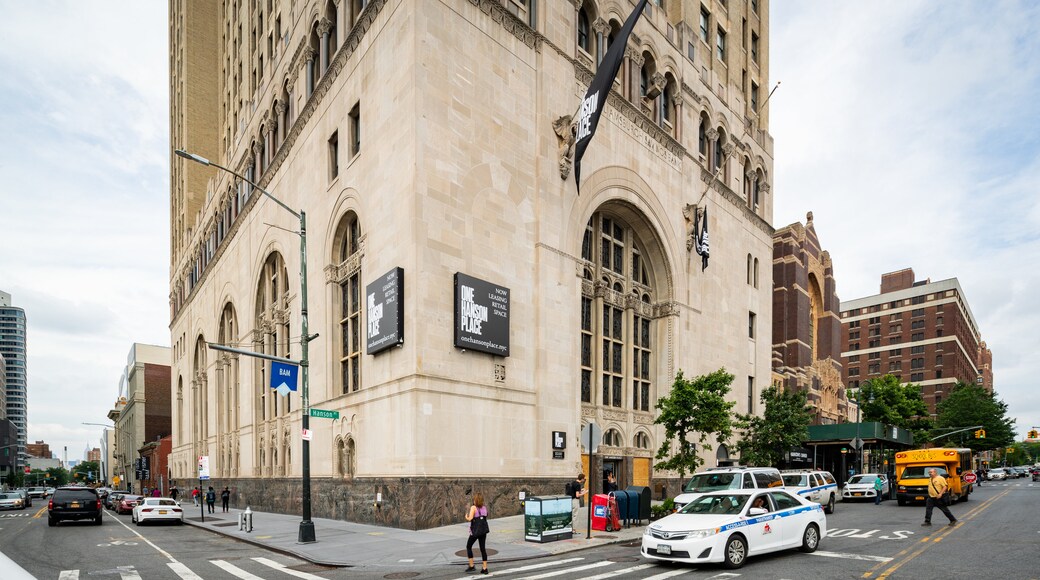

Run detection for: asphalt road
[[1, 480, 1036, 579]]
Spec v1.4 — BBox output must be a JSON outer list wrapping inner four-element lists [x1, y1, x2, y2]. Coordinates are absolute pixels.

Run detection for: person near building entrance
[[568, 473, 588, 533], [205, 486, 217, 514], [221, 486, 231, 512], [605, 471, 618, 493], [922, 468, 957, 526]]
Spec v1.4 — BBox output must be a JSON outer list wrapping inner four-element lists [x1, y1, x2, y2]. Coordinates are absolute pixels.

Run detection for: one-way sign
[[271, 361, 299, 396]]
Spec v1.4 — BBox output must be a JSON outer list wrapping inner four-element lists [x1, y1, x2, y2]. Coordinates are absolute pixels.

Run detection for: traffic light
[[974, 429, 986, 439], [1006, 447, 1014, 453], [1028, 429, 1039, 439]]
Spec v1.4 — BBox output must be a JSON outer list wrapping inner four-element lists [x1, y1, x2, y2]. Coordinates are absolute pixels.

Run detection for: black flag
[[696, 207, 710, 270], [573, 0, 649, 193]]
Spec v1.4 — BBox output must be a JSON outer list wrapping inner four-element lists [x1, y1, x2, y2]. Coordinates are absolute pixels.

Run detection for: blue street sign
[[270, 361, 299, 396]]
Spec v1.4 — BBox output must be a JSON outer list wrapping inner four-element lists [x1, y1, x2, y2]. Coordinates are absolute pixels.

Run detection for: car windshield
[[782, 474, 809, 487], [901, 466, 947, 478], [682, 472, 740, 493], [0, 493, 18, 499], [848, 475, 878, 485], [122, 495, 143, 501], [679, 494, 749, 516]]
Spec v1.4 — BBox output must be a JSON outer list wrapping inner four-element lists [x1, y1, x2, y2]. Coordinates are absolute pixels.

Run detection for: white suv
[[781, 469, 838, 514], [672, 466, 783, 511]]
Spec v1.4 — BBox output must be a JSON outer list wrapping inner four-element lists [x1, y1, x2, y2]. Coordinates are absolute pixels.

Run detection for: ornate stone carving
[[466, 0, 542, 51], [592, 18, 610, 36], [603, 410, 626, 422], [759, 182, 771, 195], [705, 128, 719, 141], [633, 413, 654, 425], [653, 301, 681, 318], [683, 203, 699, 252], [722, 142, 736, 156], [316, 18, 333, 38], [552, 115, 575, 180]]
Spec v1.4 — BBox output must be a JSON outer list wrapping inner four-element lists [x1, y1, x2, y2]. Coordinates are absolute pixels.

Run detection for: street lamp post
[[174, 148, 316, 543]]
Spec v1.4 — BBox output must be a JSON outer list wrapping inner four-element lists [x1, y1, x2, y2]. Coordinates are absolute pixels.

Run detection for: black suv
[[48, 487, 103, 526]]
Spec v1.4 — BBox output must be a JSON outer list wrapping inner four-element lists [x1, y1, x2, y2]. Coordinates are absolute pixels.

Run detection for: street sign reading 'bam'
[[271, 361, 299, 396], [310, 408, 340, 420]]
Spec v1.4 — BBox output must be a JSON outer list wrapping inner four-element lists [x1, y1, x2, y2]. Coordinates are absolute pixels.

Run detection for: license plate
[[853, 493, 862, 497], [70, 502, 80, 508], [915, 496, 925, 501], [657, 544, 672, 555], [159, 510, 168, 514]]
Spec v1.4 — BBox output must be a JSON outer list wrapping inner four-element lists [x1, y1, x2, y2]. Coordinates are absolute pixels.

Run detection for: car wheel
[[897, 498, 906, 506], [799, 524, 820, 553], [95, 516, 103, 525], [825, 495, 835, 514], [722, 534, 748, 569], [47, 516, 56, 527]]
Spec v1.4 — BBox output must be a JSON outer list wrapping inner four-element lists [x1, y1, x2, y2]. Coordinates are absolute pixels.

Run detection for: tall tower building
[[169, 0, 775, 528], [0, 290, 28, 466], [840, 269, 991, 416]]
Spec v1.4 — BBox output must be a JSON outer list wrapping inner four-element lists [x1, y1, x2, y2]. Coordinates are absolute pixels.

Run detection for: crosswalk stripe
[[212, 560, 265, 579], [641, 569, 692, 580], [810, 550, 892, 563], [168, 562, 204, 579], [581, 563, 656, 579], [515, 560, 613, 579], [58, 572, 79, 580], [454, 557, 586, 579], [119, 568, 143, 580], [252, 557, 326, 580]]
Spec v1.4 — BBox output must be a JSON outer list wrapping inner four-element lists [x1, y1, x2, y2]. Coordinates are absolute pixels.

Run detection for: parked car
[[643, 489, 826, 568], [132, 498, 184, 526], [672, 466, 784, 512], [0, 492, 26, 510], [988, 468, 1008, 480], [48, 486, 103, 526], [106, 492, 126, 510], [115, 495, 144, 515], [781, 469, 838, 514]]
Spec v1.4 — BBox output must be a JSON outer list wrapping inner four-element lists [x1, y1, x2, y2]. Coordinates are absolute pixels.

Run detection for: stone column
[[274, 101, 286, 146], [317, 18, 333, 74], [593, 18, 610, 66]]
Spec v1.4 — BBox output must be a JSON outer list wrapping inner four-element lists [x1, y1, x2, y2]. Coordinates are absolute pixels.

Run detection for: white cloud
[[772, 1, 1040, 436]]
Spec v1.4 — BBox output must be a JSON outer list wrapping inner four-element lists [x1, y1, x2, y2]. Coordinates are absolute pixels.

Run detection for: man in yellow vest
[[922, 468, 957, 526]]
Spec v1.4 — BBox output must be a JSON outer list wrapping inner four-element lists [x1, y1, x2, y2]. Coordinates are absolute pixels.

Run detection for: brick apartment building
[[26, 440, 52, 459], [840, 269, 993, 416]]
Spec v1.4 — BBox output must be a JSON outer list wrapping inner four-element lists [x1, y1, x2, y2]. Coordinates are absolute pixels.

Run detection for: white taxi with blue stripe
[[642, 490, 826, 569], [781, 469, 838, 514]]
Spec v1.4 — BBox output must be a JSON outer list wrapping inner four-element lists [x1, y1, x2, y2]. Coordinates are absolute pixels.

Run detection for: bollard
[[239, 506, 253, 533]]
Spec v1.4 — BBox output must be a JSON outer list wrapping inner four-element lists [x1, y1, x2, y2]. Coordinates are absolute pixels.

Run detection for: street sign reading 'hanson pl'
[[309, 409, 340, 419]]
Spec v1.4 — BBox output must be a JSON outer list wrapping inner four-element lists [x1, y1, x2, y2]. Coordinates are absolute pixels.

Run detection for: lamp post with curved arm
[[173, 148, 317, 544]]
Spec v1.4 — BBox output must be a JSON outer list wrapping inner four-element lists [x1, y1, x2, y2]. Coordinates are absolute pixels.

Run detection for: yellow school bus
[[894, 448, 973, 506]]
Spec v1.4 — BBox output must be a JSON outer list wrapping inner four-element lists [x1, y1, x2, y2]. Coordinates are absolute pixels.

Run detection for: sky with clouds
[[0, 1, 1036, 466]]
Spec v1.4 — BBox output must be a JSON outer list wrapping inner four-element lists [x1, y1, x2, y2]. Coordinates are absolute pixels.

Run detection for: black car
[[48, 487, 103, 526]]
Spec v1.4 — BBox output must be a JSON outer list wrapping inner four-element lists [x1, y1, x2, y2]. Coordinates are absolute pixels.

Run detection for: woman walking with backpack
[[464, 492, 490, 574]]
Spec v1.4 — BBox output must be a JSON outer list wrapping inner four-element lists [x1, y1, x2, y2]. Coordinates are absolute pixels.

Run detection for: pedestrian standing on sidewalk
[[170, 485, 179, 502], [221, 486, 231, 512], [192, 486, 200, 506], [568, 473, 587, 533], [205, 486, 217, 514], [465, 492, 490, 575], [922, 468, 957, 527], [873, 476, 884, 505]]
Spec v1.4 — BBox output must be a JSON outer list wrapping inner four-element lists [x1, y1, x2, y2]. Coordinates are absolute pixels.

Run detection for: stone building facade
[[111, 344, 172, 492], [840, 269, 991, 416], [771, 213, 848, 424], [168, 0, 776, 529]]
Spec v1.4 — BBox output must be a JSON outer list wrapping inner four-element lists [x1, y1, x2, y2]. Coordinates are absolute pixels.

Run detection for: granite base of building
[[186, 477, 575, 530]]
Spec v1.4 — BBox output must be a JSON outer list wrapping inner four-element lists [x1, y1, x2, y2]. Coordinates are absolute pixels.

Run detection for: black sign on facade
[[366, 267, 404, 354], [453, 273, 510, 357], [552, 431, 566, 450]]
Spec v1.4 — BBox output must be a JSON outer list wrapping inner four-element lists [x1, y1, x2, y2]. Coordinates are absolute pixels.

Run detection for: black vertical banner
[[572, 0, 649, 193]]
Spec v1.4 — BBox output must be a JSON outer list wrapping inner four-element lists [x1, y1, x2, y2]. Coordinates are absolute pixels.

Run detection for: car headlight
[[685, 528, 720, 539]]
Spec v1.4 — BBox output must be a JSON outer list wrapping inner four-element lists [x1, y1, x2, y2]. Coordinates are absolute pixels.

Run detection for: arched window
[[713, 127, 725, 173], [808, 275, 822, 361], [325, 1, 339, 60], [604, 428, 623, 447], [753, 258, 759, 288], [337, 437, 357, 478], [333, 212, 363, 393], [698, 113, 709, 156], [577, 8, 591, 54], [217, 303, 239, 438], [579, 212, 657, 411], [350, 0, 367, 29], [747, 254, 753, 285], [255, 252, 291, 421], [634, 432, 651, 449]]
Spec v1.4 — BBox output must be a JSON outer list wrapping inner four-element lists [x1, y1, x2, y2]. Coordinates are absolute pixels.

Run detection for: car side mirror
[[748, 507, 768, 516]]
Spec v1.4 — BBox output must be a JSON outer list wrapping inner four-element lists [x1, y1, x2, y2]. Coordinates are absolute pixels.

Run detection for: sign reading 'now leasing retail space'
[[453, 272, 510, 356], [366, 267, 404, 354]]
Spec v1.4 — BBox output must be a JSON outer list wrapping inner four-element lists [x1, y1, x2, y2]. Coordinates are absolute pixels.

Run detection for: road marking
[[810, 550, 892, 563], [581, 563, 656, 579], [212, 560, 265, 579], [32, 507, 47, 519], [58, 572, 79, 580], [452, 557, 585, 579], [641, 569, 691, 580], [168, 562, 204, 579], [252, 557, 326, 580], [515, 561, 613, 579]]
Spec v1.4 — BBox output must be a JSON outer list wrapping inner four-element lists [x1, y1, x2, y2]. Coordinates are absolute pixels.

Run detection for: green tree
[[72, 461, 100, 483], [855, 375, 932, 442], [654, 369, 736, 479], [734, 386, 814, 467], [935, 382, 1016, 449]]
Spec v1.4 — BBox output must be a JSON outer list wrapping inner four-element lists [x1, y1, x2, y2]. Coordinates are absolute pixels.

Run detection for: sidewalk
[[181, 504, 646, 570]]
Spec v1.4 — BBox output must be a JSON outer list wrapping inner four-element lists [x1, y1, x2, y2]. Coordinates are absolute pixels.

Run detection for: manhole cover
[[608, 556, 640, 563], [383, 574, 421, 579], [453, 548, 500, 558]]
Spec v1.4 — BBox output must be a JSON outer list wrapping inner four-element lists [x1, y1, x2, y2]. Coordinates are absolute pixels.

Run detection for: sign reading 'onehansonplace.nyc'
[[453, 272, 510, 357], [366, 266, 404, 355]]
